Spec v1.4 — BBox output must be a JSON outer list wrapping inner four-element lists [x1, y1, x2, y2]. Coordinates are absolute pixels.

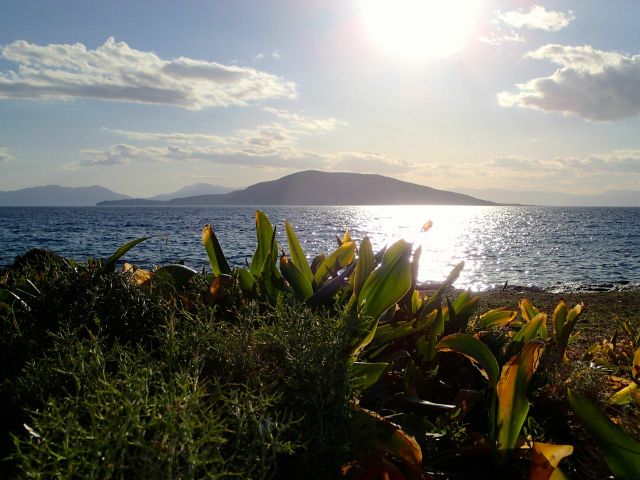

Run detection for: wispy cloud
[[0, 37, 296, 109], [498, 5, 575, 32], [262, 107, 346, 132], [0, 147, 14, 162], [68, 116, 405, 174], [498, 44, 640, 121]]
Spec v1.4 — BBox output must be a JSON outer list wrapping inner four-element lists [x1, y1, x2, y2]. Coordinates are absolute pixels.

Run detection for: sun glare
[[359, 0, 483, 59]]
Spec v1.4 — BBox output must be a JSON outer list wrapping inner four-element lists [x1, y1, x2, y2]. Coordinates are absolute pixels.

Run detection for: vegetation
[[1, 211, 639, 479]]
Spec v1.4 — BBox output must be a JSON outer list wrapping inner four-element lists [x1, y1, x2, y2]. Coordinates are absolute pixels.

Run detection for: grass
[[1, 251, 367, 479]]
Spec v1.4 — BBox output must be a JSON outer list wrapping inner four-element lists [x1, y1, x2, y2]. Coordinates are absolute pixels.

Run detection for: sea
[[1, 205, 639, 292]]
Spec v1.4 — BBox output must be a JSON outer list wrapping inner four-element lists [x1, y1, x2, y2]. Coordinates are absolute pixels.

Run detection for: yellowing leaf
[[496, 340, 545, 451], [314, 241, 356, 286], [513, 313, 547, 344], [355, 407, 422, 468], [437, 333, 500, 387], [610, 382, 639, 405], [530, 442, 573, 480], [478, 307, 518, 329], [202, 225, 231, 276], [520, 299, 540, 322]]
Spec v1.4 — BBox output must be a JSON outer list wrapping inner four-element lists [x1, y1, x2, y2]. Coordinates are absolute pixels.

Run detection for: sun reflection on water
[[352, 205, 493, 290]]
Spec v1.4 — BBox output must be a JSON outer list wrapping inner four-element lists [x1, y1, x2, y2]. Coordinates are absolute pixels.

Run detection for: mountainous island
[[0, 185, 131, 206], [99, 170, 497, 206]]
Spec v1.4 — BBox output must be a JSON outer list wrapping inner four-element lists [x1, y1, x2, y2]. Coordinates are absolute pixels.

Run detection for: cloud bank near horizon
[[0, 38, 296, 109]]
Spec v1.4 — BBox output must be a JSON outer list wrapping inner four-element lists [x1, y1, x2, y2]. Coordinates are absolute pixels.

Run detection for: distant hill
[[0, 185, 130, 206], [100, 170, 497, 206], [148, 183, 236, 200], [456, 188, 640, 207]]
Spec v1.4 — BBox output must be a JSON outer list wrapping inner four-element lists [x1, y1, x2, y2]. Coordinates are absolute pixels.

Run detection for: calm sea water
[[1, 206, 639, 291]]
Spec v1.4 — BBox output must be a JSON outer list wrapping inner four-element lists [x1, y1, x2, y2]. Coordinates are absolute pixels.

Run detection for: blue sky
[[1, 0, 640, 197]]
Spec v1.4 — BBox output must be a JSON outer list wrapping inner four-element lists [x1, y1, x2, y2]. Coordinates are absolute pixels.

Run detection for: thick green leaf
[[285, 219, 313, 284], [352, 362, 388, 391], [352, 236, 375, 298], [357, 239, 412, 320], [513, 313, 547, 344], [553, 302, 583, 361], [201, 225, 231, 276], [436, 333, 500, 387], [496, 340, 544, 451], [250, 210, 277, 276], [411, 290, 422, 314], [372, 320, 416, 348], [100, 236, 149, 273], [569, 389, 640, 479], [478, 307, 518, 329], [237, 268, 255, 293], [313, 241, 356, 286], [280, 253, 313, 300], [350, 314, 379, 357]]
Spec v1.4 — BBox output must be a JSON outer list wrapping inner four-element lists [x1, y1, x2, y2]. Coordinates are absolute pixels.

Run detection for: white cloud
[[0, 147, 13, 162], [498, 5, 575, 32], [0, 37, 296, 109], [482, 5, 573, 46], [498, 44, 640, 121]]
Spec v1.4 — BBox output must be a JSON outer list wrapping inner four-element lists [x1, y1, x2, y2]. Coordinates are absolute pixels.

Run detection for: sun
[[358, 0, 483, 59]]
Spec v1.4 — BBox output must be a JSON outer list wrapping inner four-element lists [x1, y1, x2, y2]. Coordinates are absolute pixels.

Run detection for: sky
[[1, 0, 640, 197]]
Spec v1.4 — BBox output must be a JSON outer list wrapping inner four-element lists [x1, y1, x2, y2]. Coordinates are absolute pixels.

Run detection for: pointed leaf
[[202, 225, 231, 276], [237, 268, 255, 293], [313, 241, 356, 286], [568, 389, 640, 479], [353, 236, 375, 298], [554, 302, 584, 361], [496, 340, 545, 450], [513, 313, 547, 344], [280, 253, 313, 300], [285, 219, 313, 283], [520, 299, 540, 322], [100, 236, 149, 273], [251, 210, 277, 276], [357, 239, 412, 320]]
